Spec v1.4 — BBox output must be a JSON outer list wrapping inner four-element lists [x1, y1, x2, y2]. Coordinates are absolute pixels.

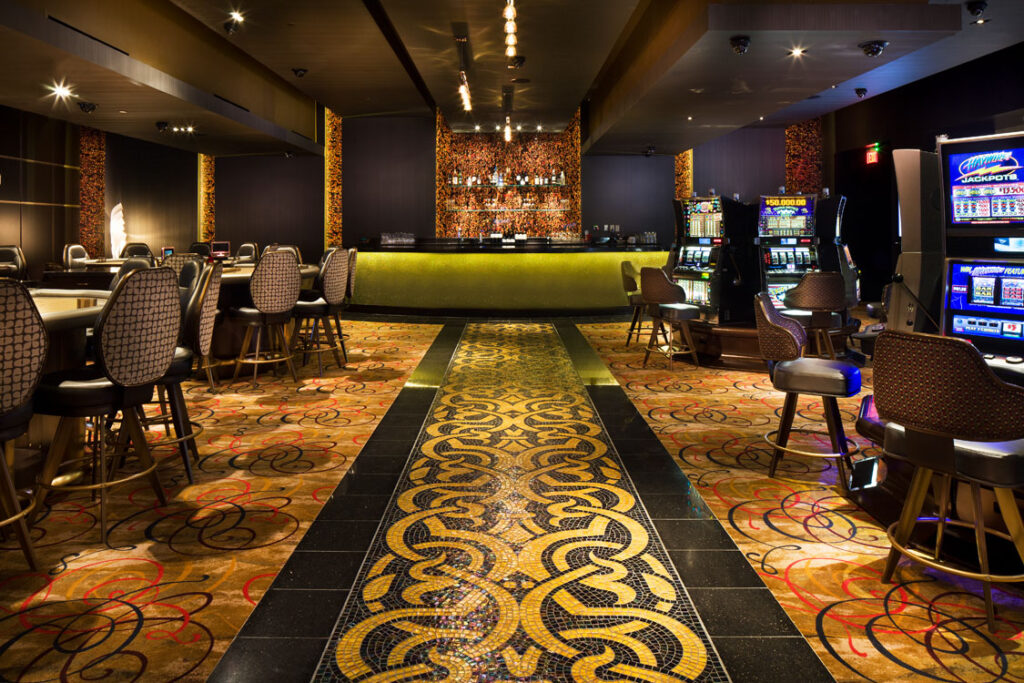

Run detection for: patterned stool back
[[320, 248, 349, 306], [96, 268, 180, 387], [120, 242, 153, 261], [250, 249, 301, 315], [347, 248, 358, 298], [184, 262, 223, 357], [0, 279, 48, 414], [236, 242, 259, 263], [160, 253, 202, 278], [784, 271, 846, 311], [639, 267, 684, 305], [753, 292, 806, 361], [874, 330, 1024, 442]]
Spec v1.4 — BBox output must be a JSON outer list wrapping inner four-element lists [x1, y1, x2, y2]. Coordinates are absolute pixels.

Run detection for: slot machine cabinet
[[755, 194, 819, 307], [672, 196, 759, 325], [817, 195, 860, 307]]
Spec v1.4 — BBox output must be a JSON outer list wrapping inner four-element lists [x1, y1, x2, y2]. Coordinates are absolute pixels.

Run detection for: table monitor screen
[[943, 258, 1024, 354], [161, 246, 174, 258], [211, 241, 230, 258]]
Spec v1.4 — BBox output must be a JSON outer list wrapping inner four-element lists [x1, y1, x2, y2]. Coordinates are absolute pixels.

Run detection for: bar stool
[[347, 247, 358, 299], [263, 243, 303, 265], [292, 249, 349, 375], [621, 261, 647, 346], [109, 258, 151, 291], [781, 271, 850, 359], [753, 291, 861, 489], [189, 242, 212, 258], [32, 268, 179, 543], [0, 279, 48, 569], [119, 242, 154, 263], [873, 330, 1024, 632], [148, 263, 223, 482], [63, 243, 89, 269], [640, 267, 700, 369], [0, 245, 28, 280], [229, 250, 301, 387]]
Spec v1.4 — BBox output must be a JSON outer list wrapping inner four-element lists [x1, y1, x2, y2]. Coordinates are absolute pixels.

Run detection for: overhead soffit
[[381, 0, 639, 133], [584, 1, 965, 155], [170, 0, 432, 118]]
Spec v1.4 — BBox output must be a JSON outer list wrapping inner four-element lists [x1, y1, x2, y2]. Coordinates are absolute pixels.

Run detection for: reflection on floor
[[0, 321, 440, 681], [578, 322, 1024, 682], [315, 323, 728, 681]]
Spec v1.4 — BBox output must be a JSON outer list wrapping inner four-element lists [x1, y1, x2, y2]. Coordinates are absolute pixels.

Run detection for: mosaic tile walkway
[[578, 322, 1024, 682], [314, 323, 728, 682], [0, 321, 440, 681]]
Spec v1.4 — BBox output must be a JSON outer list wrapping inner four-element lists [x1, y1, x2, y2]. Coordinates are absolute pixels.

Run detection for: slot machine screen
[[942, 258, 1024, 354], [940, 133, 1024, 230], [767, 282, 797, 308], [758, 195, 816, 237]]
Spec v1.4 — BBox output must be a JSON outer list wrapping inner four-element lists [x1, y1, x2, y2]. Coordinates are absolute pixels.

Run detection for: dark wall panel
[[342, 117, 436, 245], [105, 133, 197, 255], [581, 154, 675, 245], [216, 154, 324, 262], [693, 128, 786, 202], [0, 104, 79, 278]]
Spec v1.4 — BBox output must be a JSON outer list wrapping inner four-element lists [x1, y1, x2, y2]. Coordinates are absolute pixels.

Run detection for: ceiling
[[0, 0, 1021, 157]]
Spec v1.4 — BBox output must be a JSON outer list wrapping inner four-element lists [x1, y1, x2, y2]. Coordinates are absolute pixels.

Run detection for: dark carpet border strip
[[553, 322, 835, 683], [209, 323, 467, 683]]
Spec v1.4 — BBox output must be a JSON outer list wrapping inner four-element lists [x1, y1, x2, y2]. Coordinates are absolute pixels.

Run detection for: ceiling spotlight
[[503, 0, 516, 21], [119, 110, 127, 114], [474, 124, 481, 131], [536, 125, 542, 131], [504, 20, 517, 34], [855, 87, 868, 98], [77, 101, 96, 114], [47, 80, 73, 100], [172, 126, 180, 132], [789, 47, 806, 57], [830, 84, 837, 89], [729, 35, 751, 55], [516, 124, 522, 131], [759, 116, 764, 121], [505, 33, 517, 46], [971, 17, 990, 24], [292, 67, 307, 78], [687, 116, 693, 121], [495, 124, 501, 131], [858, 40, 889, 57], [224, 10, 244, 34], [506, 45, 517, 58], [229, 10, 244, 22], [186, 125, 194, 133]]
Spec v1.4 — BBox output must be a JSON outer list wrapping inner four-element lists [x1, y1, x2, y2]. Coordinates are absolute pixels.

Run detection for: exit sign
[[865, 142, 881, 165]]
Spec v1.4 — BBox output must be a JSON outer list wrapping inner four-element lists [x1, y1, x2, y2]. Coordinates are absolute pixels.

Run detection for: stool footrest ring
[[763, 428, 860, 459], [886, 517, 1024, 583]]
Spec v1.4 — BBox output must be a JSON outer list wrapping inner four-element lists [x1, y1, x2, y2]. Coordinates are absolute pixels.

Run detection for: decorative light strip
[[458, 70, 472, 112], [504, 0, 517, 57]]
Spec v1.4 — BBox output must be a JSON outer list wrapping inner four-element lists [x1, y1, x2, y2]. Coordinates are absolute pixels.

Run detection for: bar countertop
[[359, 238, 666, 254]]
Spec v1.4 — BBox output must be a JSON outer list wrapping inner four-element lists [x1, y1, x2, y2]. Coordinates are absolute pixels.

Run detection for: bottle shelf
[[448, 207, 568, 213], [449, 183, 567, 189]]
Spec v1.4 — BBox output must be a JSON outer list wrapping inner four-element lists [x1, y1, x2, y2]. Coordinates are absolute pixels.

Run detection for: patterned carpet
[[315, 323, 727, 682], [578, 322, 1024, 682], [0, 321, 440, 681]]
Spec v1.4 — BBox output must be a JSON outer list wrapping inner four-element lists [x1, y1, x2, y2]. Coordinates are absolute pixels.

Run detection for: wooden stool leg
[[643, 318, 660, 368], [882, 466, 933, 583], [680, 321, 699, 367], [822, 396, 850, 492], [770, 392, 798, 478], [969, 482, 997, 631], [333, 314, 348, 363], [167, 383, 197, 484], [276, 325, 298, 382], [626, 305, 639, 345], [322, 315, 345, 368], [993, 487, 1024, 562], [30, 417, 75, 524], [232, 326, 254, 384], [204, 354, 218, 391], [252, 326, 263, 387], [933, 475, 952, 561], [123, 408, 167, 507], [0, 442, 38, 571]]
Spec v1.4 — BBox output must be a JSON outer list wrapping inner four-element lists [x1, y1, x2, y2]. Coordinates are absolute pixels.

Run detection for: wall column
[[324, 108, 343, 248], [198, 153, 215, 242], [79, 127, 105, 256], [674, 149, 693, 199], [785, 118, 823, 194]]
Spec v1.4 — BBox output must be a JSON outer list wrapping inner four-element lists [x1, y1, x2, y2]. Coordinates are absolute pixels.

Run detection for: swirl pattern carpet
[[578, 322, 1024, 682], [0, 321, 440, 681]]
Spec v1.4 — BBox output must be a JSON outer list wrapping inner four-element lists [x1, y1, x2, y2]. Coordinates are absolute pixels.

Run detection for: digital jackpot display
[[944, 259, 1024, 351], [758, 195, 816, 237], [947, 147, 1024, 226]]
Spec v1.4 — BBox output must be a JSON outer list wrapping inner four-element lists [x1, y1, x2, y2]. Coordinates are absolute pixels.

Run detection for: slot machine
[[672, 196, 759, 324], [937, 130, 1024, 379], [755, 194, 818, 307], [817, 195, 860, 307]]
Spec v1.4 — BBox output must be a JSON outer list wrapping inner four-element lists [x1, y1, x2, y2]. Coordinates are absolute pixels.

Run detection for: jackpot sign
[[953, 150, 1022, 184]]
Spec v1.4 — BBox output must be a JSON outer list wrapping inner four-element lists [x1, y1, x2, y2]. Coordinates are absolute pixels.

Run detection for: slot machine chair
[[119, 242, 155, 264], [621, 261, 648, 346], [754, 292, 861, 490], [189, 242, 212, 258], [0, 245, 28, 280], [781, 271, 858, 359], [873, 330, 1024, 632], [236, 242, 259, 264], [640, 267, 700, 369], [63, 243, 89, 269]]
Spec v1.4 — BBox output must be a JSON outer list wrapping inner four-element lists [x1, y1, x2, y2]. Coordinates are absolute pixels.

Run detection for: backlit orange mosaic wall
[[198, 153, 215, 242], [435, 110, 581, 238], [324, 108, 343, 248], [674, 149, 693, 199], [785, 118, 823, 195], [78, 127, 105, 257]]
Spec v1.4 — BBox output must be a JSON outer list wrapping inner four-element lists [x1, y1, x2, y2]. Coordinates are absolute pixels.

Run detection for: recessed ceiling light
[[759, 116, 764, 121], [536, 125, 542, 131], [789, 47, 806, 57], [516, 124, 522, 131], [119, 110, 127, 114], [830, 84, 837, 89], [495, 124, 501, 131], [47, 80, 73, 100], [687, 116, 693, 121], [474, 124, 481, 131], [971, 17, 990, 24], [229, 10, 244, 22]]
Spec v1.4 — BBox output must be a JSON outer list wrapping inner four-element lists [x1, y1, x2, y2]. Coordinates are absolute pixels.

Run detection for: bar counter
[[352, 241, 669, 310]]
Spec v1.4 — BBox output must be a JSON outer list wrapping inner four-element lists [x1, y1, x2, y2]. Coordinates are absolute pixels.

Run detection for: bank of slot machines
[[672, 196, 759, 324], [755, 194, 819, 307]]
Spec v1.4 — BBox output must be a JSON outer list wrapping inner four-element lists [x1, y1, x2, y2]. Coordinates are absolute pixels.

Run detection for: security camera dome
[[858, 40, 889, 57], [729, 35, 751, 55]]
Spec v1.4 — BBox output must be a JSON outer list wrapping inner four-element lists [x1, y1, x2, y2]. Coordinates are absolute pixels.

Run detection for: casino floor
[[2, 316, 1021, 682]]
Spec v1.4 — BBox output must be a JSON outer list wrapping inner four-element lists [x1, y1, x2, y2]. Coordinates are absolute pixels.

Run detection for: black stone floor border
[[553, 322, 836, 683], [209, 323, 466, 683]]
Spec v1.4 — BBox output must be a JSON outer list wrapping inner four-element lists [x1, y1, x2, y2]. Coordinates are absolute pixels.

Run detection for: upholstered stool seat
[[627, 292, 644, 306], [773, 357, 861, 396], [162, 346, 194, 382], [35, 367, 153, 417], [881, 422, 1024, 488], [780, 308, 843, 328], [229, 306, 293, 326], [855, 395, 886, 445], [0, 403, 33, 441], [294, 297, 338, 314], [653, 302, 700, 323]]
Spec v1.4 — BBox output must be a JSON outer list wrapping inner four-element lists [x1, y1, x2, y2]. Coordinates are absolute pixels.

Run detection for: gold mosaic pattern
[[578, 322, 1024, 682], [317, 323, 726, 682]]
